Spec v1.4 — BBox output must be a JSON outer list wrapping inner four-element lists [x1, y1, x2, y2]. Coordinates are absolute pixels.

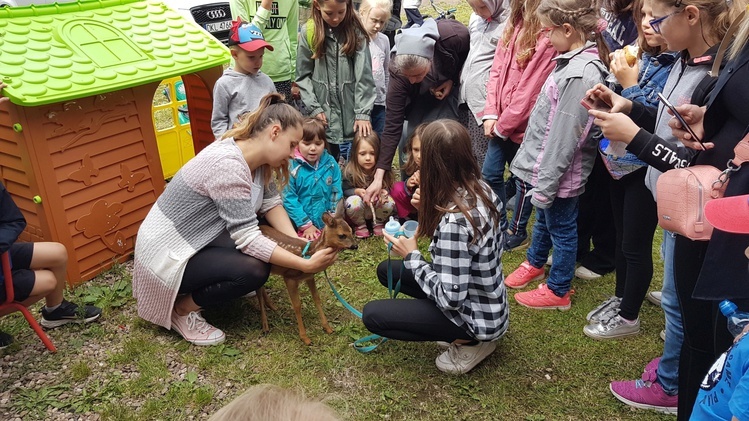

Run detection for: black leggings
[[576, 154, 616, 274], [361, 260, 474, 342], [610, 168, 658, 320], [180, 231, 271, 308]]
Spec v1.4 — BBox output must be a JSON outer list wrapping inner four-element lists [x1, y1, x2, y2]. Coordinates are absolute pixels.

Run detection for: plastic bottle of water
[[384, 217, 402, 237], [719, 300, 749, 338]]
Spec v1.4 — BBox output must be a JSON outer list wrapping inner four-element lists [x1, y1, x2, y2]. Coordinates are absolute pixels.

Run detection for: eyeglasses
[[540, 26, 557, 38], [649, 9, 683, 34]]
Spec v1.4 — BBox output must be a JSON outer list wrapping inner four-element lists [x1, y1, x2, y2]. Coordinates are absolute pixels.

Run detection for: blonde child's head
[[208, 384, 340, 421], [503, 0, 546, 67], [646, 0, 744, 54], [536, 0, 611, 65], [416, 119, 500, 240], [299, 118, 328, 164], [310, 0, 368, 59], [224, 93, 303, 188], [402, 123, 426, 176], [344, 131, 393, 189], [359, 0, 392, 39]]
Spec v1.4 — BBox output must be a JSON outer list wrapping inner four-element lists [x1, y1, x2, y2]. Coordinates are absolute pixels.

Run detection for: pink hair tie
[[596, 18, 608, 34]]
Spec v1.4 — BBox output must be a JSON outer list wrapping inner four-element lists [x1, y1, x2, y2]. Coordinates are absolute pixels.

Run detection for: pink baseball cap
[[704, 194, 749, 234]]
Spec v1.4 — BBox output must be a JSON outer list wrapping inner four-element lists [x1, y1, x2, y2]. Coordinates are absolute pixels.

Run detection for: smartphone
[[657, 93, 703, 144], [580, 95, 612, 112]]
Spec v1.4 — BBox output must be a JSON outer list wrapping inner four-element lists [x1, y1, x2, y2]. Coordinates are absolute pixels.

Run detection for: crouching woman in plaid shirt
[[362, 119, 509, 374]]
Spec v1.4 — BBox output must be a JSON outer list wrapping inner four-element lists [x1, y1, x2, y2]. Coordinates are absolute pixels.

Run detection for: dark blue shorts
[[0, 242, 35, 302]]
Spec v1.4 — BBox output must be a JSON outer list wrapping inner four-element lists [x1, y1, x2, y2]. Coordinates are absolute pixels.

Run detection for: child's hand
[[302, 225, 320, 240], [609, 51, 639, 89], [483, 119, 497, 137], [0, 82, 9, 104], [430, 80, 453, 100], [588, 110, 640, 144], [411, 187, 420, 209], [383, 231, 418, 258], [354, 120, 372, 137], [586, 84, 632, 114], [406, 171, 420, 189], [667, 104, 711, 150], [291, 82, 301, 100], [379, 189, 389, 202], [354, 188, 367, 199], [315, 112, 328, 126]]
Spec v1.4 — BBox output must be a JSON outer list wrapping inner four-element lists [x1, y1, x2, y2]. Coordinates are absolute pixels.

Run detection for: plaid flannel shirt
[[404, 185, 509, 341]]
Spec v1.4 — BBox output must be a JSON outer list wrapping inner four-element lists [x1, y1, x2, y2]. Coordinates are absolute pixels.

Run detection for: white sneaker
[[647, 291, 662, 306], [435, 341, 496, 374], [435, 341, 451, 349], [243, 290, 257, 298], [171, 310, 225, 346], [575, 266, 602, 280], [586, 296, 622, 323], [545, 255, 553, 266], [660, 329, 666, 341]]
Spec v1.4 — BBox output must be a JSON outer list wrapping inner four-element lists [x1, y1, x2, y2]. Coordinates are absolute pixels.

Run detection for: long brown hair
[[633, 0, 662, 56], [416, 120, 500, 241], [536, 0, 611, 66], [402, 123, 426, 176], [502, 0, 545, 67], [223, 93, 303, 189], [310, 0, 368, 59], [343, 131, 393, 189]]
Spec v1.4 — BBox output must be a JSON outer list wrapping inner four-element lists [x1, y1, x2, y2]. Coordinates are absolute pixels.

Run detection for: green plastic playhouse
[[0, 0, 230, 284]]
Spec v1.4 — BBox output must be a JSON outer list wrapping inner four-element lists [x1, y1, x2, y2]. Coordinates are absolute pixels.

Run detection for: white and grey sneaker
[[647, 291, 662, 306], [171, 310, 225, 346], [586, 296, 622, 324], [583, 314, 640, 340], [435, 341, 496, 374]]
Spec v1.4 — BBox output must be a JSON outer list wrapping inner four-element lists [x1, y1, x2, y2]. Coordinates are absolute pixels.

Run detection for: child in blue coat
[[283, 118, 343, 240]]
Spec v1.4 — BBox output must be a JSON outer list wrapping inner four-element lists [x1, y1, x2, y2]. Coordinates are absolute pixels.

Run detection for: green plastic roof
[[0, 0, 230, 106]]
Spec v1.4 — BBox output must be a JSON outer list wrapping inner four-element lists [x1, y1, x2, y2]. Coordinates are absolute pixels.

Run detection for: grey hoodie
[[211, 68, 276, 139]]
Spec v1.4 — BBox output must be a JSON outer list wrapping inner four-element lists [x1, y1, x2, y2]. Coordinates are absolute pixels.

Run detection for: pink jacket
[[482, 23, 557, 144]]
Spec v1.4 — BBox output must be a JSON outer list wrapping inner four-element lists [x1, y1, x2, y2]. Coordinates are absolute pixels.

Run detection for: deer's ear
[[334, 199, 345, 219], [322, 212, 335, 226]]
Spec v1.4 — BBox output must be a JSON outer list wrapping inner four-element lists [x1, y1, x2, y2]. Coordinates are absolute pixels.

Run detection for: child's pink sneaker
[[355, 225, 370, 239], [372, 223, 384, 236], [505, 261, 545, 289], [514, 283, 572, 310]]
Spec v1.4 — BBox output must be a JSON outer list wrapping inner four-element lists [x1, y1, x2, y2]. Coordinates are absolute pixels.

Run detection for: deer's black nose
[[349, 244, 358, 250]]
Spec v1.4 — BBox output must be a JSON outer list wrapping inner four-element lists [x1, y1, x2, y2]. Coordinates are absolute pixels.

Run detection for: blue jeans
[[526, 196, 579, 296], [482, 137, 531, 233], [371, 105, 386, 139], [657, 230, 681, 395]]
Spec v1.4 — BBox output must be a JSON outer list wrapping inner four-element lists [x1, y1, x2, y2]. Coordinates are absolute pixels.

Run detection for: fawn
[[258, 211, 357, 345]]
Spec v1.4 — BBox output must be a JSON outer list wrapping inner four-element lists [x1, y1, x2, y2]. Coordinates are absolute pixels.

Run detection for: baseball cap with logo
[[228, 19, 274, 53]]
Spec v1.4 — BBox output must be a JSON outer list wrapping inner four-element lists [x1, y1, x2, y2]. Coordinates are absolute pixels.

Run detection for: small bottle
[[384, 216, 401, 237], [719, 300, 749, 338]]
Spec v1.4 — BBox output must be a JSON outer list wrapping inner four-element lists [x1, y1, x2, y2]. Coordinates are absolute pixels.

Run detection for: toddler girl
[[506, 0, 610, 310], [390, 123, 425, 221], [343, 132, 395, 238], [296, 0, 376, 161], [283, 119, 343, 240]]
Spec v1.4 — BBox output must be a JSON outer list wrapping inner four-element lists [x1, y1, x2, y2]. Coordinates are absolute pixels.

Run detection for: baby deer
[[258, 211, 357, 345]]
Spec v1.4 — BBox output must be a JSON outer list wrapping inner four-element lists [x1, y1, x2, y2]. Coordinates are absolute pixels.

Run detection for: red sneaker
[[514, 283, 572, 310], [505, 261, 545, 289], [355, 225, 370, 239]]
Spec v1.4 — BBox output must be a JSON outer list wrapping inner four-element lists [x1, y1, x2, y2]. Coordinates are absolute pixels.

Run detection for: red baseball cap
[[228, 20, 274, 53], [704, 194, 749, 234]]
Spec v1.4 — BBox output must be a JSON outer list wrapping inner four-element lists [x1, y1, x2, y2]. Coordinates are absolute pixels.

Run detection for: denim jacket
[[621, 51, 678, 108]]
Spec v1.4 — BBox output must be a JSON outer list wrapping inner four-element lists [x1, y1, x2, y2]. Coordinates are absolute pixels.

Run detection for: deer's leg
[[306, 278, 333, 334], [257, 287, 269, 333], [285, 278, 311, 346], [261, 287, 276, 311]]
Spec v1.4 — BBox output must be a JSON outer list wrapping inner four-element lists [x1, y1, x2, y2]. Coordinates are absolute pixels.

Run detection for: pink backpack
[[656, 135, 749, 240]]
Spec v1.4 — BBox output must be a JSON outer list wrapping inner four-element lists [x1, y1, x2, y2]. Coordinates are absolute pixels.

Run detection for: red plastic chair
[[0, 251, 56, 352]]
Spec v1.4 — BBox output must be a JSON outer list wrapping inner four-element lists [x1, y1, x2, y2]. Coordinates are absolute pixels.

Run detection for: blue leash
[[324, 243, 401, 353]]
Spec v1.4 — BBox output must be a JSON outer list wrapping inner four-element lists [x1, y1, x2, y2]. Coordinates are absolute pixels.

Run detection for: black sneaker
[[40, 300, 102, 329], [504, 233, 530, 251], [0, 330, 13, 349]]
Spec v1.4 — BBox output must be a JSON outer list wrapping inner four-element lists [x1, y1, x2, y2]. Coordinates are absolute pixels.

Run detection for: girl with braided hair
[[505, 0, 609, 310]]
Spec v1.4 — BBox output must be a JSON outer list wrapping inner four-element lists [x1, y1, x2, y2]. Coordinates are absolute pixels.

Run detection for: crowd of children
[[3, 0, 749, 419]]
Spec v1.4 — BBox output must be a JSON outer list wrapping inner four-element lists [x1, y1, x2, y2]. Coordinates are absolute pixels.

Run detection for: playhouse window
[[62, 21, 148, 68]]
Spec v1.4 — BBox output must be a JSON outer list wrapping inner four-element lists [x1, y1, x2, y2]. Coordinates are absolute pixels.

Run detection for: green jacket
[[296, 23, 375, 144], [229, 0, 298, 82]]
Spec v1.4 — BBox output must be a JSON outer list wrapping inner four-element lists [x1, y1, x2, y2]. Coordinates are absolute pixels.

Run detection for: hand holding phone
[[581, 94, 612, 112], [657, 93, 703, 146]]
